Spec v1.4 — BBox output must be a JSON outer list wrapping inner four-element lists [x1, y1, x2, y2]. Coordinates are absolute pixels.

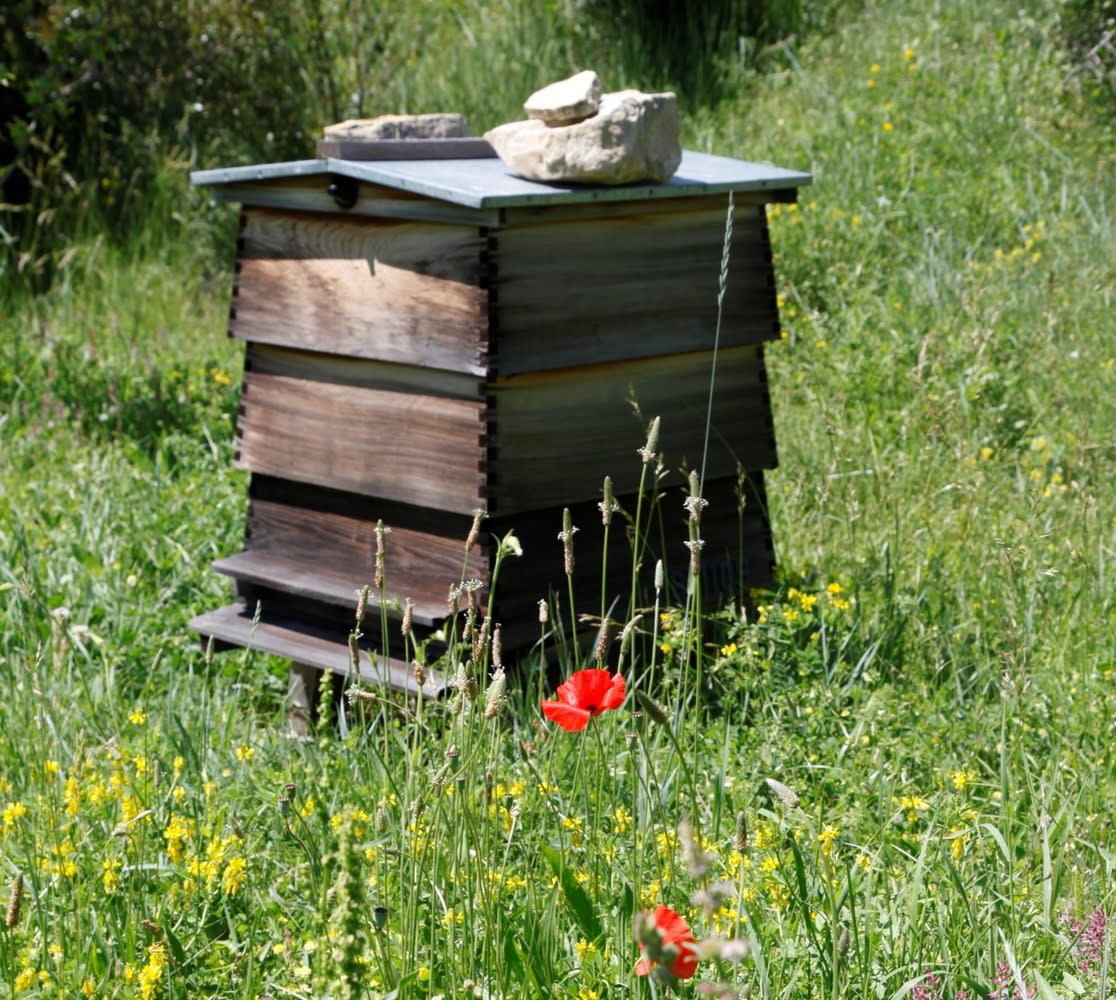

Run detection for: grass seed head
[[558, 508, 577, 575], [484, 666, 506, 719], [639, 416, 661, 464], [600, 475, 619, 525], [764, 777, 800, 809], [593, 617, 610, 664], [635, 689, 670, 727], [734, 811, 748, 852], [473, 615, 490, 666], [466, 507, 487, 553], [373, 520, 390, 592], [6, 871, 22, 928], [492, 625, 503, 669], [685, 469, 709, 523]]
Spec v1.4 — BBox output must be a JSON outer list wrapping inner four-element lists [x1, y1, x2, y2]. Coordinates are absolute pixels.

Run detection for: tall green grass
[[0, 0, 1114, 996]]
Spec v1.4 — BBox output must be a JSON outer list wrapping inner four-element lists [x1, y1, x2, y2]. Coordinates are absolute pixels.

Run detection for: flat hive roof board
[[191, 150, 812, 210]]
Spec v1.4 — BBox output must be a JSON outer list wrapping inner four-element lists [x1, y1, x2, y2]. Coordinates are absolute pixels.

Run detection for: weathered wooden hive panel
[[189, 151, 810, 691]]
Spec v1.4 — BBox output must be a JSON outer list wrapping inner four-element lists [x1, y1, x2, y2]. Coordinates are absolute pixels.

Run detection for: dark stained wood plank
[[189, 602, 447, 696], [246, 344, 483, 402], [493, 205, 762, 274], [488, 204, 780, 373], [234, 372, 486, 513], [219, 474, 490, 623], [232, 208, 488, 373], [486, 346, 776, 513], [501, 191, 792, 227], [213, 552, 452, 627]]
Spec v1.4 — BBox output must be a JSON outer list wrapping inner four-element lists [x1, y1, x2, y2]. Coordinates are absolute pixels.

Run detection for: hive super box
[[189, 146, 811, 696]]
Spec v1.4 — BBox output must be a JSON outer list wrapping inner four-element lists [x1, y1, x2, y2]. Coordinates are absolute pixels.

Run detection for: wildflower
[[818, 825, 841, 857], [102, 857, 122, 892], [989, 961, 1035, 999], [896, 794, 930, 822], [223, 855, 248, 895], [635, 904, 699, 980], [911, 971, 944, 1000], [64, 776, 81, 816], [138, 942, 168, 1000], [612, 805, 633, 834], [541, 669, 625, 732], [129, 707, 147, 726], [947, 767, 977, 791]]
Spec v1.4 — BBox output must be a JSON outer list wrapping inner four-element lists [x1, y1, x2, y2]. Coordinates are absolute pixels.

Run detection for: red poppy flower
[[540, 668, 625, 732], [635, 904, 699, 980]]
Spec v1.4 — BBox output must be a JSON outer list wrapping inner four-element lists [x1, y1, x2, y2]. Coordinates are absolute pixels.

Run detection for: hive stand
[[188, 149, 811, 712]]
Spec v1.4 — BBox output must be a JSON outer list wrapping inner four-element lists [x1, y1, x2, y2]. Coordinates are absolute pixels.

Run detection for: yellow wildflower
[[138, 942, 168, 1000], [818, 825, 841, 857], [2, 800, 28, 834], [223, 855, 248, 896], [576, 938, 598, 961], [947, 768, 978, 791]]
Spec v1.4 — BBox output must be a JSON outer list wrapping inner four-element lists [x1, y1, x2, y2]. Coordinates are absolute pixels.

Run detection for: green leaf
[[500, 915, 523, 981], [1032, 970, 1059, 1000], [1061, 972, 1086, 995], [162, 924, 187, 968], [619, 881, 635, 925], [541, 845, 603, 944]]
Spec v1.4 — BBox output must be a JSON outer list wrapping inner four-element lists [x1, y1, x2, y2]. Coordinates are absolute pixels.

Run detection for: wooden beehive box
[[189, 149, 811, 695]]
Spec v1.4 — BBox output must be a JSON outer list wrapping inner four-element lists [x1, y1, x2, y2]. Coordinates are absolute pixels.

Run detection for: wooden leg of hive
[[286, 661, 319, 737]]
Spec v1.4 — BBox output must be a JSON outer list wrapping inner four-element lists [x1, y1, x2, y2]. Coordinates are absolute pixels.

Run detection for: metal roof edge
[[190, 150, 812, 211]]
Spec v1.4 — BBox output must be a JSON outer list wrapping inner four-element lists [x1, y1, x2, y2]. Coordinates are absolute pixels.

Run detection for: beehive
[[188, 149, 811, 696]]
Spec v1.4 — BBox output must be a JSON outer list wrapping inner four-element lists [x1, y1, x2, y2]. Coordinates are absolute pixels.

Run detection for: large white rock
[[485, 90, 682, 185], [323, 113, 469, 140], [524, 70, 601, 125]]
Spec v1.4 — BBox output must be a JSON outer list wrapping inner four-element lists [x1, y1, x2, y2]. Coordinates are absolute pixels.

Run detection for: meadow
[[0, 0, 1114, 997]]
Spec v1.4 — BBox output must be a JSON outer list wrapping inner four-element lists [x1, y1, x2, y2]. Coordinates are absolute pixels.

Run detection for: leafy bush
[[1059, 0, 1116, 114]]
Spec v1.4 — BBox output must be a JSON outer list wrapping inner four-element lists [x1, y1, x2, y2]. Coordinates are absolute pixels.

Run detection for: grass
[[1, 0, 1115, 997]]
